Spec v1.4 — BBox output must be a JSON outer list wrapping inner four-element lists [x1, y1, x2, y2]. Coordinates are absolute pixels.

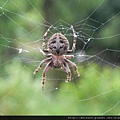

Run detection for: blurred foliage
[[0, 60, 120, 115]]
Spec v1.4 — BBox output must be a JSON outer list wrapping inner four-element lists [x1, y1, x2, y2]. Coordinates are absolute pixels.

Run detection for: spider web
[[0, 0, 120, 115]]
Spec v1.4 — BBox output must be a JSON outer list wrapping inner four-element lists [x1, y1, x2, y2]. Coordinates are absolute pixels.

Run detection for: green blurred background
[[0, 0, 120, 115]]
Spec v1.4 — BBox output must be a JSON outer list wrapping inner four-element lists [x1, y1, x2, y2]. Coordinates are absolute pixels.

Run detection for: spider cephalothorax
[[33, 25, 80, 90]]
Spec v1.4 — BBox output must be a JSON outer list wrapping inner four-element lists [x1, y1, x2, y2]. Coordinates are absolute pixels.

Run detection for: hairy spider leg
[[63, 62, 71, 82], [42, 25, 53, 51], [39, 48, 52, 58], [33, 57, 52, 74], [65, 58, 80, 77], [67, 25, 77, 53], [65, 55, 74, 59], [42, 61, 51, 90]]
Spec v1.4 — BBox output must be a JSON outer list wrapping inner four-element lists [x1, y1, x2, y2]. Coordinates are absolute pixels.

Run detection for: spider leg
[[43, 49, 50, 53], [33, 57, 52, 74], [63, 62, 71, 82], [64, 58, 80, 77], [67, 25, 77, 53], [64, 55, 74, 59], [42, 25, 53, 50], [39, 48, 52, 58], [42, 61, 51, 90], [39, 48, 47, 56]]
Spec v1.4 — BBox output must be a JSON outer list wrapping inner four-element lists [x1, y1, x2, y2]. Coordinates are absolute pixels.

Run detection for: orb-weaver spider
[[33, 25, 80, 90]]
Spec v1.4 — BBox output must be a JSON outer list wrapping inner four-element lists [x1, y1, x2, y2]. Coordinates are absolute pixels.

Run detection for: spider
[[33, 25, 80, 90]]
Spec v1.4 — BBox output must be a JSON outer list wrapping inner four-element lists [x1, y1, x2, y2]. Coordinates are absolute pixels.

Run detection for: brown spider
[[33, 25, 80, 90]]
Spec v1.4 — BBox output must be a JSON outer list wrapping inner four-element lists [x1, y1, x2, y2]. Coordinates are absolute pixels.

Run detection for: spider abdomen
[[48, 33, 69, 55]]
